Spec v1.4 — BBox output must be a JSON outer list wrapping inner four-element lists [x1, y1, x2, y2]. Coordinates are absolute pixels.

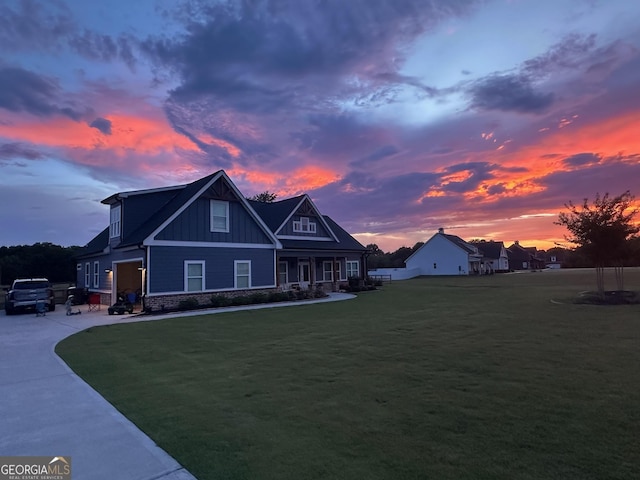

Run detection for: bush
[[249, 292, 269, 304], [268, 292, 291, 303], [231, 295, 252, 306], [210, 295, 231, 308], [178, 297, 199, 310]]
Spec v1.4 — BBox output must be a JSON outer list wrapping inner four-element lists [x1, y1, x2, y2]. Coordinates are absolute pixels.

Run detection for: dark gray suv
[[5, 278, 56, 315]]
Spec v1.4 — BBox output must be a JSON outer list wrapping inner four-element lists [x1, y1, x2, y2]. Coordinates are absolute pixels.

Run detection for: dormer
[[109, 203, 122, 242]]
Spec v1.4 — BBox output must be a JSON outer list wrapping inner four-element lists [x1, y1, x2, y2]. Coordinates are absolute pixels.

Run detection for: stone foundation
[[144, 288, 278, 312]]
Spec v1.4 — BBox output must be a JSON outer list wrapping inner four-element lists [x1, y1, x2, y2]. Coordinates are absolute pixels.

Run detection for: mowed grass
[[56, 269, 640, 480]]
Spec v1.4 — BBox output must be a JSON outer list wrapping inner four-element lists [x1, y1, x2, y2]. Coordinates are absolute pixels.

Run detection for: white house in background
[[471, 240, 509, 273], [405, 228, 483, 275]]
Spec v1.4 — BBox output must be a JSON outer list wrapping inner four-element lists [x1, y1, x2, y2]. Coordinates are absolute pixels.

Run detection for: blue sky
[[1, 0, 639, 251]]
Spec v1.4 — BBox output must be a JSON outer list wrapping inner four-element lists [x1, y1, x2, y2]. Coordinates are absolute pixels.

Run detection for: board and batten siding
[[77, 248, 143, 289], [279, 215, 332, 238], [148, 246, 275, 293], [155, 199, 272, 244]]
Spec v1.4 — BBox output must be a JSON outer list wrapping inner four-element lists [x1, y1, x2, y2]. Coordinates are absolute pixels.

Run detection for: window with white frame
[[278, 261, 288, 285], [110, 205, 121, 238], [346, 260, 360, 279], [322, 261, 342, 281], [293, 216, 316, 233], [210, 200, 229, 232], [85, 263, 90, 287], [185, 261, 205, 292], [235, 261, 251, 289], [93, 261, 99, 288]]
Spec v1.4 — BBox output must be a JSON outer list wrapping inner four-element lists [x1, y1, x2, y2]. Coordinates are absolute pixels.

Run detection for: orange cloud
[[229, 164, 341, 197], [197, 133, 242, 158], [461, 111, 640, 204], [0, 113, 200, 159]]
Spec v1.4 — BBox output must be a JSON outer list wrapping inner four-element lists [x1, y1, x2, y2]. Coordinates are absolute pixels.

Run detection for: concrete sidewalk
[[0, 293, 354, 479]]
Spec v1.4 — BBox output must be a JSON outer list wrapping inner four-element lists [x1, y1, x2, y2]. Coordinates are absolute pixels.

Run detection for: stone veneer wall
[[144, 287, 278, 312]]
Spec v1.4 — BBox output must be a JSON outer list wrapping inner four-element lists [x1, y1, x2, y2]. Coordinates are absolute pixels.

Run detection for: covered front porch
[[276, 252, 364, 292]]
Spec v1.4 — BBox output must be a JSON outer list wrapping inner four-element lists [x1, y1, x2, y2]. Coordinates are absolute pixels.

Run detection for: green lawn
[[56, 269, 640, 480]]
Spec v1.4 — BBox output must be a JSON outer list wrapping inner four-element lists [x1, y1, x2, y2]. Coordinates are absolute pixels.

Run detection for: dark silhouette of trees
[[366, 242, 424, 269], [247, 191, 278, 202], [0, 243, 83, 285], [556, 191, 639, 295]]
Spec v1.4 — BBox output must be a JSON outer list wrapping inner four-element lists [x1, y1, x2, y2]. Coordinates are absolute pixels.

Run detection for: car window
[[14, 281, 50, 289]]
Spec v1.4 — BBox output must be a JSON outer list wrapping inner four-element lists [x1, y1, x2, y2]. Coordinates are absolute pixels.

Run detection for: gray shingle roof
[[82, 172, 365, 254]]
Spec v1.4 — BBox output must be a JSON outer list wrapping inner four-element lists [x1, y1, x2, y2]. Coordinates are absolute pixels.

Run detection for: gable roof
[[76, 227, 109, 258], [82, 171, 366, 254], [405, 230, 481, 264], [277, 215, 366, 252], [117, 171, 222, 247], [442, 233, 479, 254], [249, 194, 341, 242], [472, 240, 506, 259], [248, 196, 304, 232]]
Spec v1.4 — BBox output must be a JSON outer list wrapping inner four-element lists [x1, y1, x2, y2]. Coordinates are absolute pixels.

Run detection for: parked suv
[[5, 278, 55, 315]]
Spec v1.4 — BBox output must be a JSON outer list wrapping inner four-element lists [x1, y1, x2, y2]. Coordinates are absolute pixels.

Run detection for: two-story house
[[75, 170, 367, 311]]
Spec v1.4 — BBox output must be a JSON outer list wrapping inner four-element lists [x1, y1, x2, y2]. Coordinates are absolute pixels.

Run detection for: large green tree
[[556, 191, 639, 295]]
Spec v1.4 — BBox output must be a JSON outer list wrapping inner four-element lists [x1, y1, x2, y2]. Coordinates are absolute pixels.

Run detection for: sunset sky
[[1, 0, 639, 252]]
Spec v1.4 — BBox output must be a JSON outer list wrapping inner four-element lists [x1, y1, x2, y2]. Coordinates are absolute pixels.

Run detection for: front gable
[[275, 196, 337, 241], [147, 173, 280, 247]]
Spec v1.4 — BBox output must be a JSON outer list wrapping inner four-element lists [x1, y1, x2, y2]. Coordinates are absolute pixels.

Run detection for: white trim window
[[210, 200, 229, 232], [110, 205, 121, 238], [185, 261, 205, 292], [346, 260, 360, 279], [85, 263, 90, 287], [235, 260, 251, 289], [278, 261, 288, 285], [322, 261, 334, 281], [293, 216, 316, 233], [93, 261, 99, 288]]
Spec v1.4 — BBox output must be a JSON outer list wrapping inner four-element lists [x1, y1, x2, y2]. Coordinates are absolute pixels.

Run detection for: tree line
[[0, 243, 83, 286]]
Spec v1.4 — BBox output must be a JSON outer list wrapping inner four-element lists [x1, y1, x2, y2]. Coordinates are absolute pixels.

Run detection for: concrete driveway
[[0, 293, 354, 479], [0, 304, 196, 480]]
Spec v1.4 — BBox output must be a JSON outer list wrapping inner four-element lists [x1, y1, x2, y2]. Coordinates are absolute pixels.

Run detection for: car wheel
[[108, 309, 114, 315], [5, 305, 14, 316], [49, 303, 56, 312]]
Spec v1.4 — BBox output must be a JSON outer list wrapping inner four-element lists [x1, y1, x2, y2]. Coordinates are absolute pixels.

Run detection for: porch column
[[333, 256, 338, 291], [275, 255, 280, 287], [310, 257, 315, 286]]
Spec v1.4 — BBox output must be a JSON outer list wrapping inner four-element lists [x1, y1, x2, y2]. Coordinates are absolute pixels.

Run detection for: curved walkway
[[0, 293, 354, 480]]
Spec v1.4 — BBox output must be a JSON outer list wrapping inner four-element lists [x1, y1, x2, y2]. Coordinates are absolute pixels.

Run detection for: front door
[[298, 261, 310, 289]]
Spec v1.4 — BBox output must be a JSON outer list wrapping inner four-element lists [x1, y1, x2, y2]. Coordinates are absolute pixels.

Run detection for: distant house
[[471, 240, 509, 273], [506, 241, 545, 270], [543, 247, 566, 269], [405, 228, 483, 276], [75, 170, 367, 310]]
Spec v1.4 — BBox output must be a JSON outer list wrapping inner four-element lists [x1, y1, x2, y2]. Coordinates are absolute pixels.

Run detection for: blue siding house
[[76, 170, 367, 310]]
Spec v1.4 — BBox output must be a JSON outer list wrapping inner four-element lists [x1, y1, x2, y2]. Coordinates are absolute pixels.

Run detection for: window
[[278, 261, 288, 285], [110, 205, 121, 238], [85, 263, 90, 287], [93, 262, 99, 288], [235, 261, 251, 289], [346, 260, 359, 278], [210, 200, 229, 232], [185, 261, 205, 292], [323, 261, 342, 281], [293, 216, 316, 233]]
